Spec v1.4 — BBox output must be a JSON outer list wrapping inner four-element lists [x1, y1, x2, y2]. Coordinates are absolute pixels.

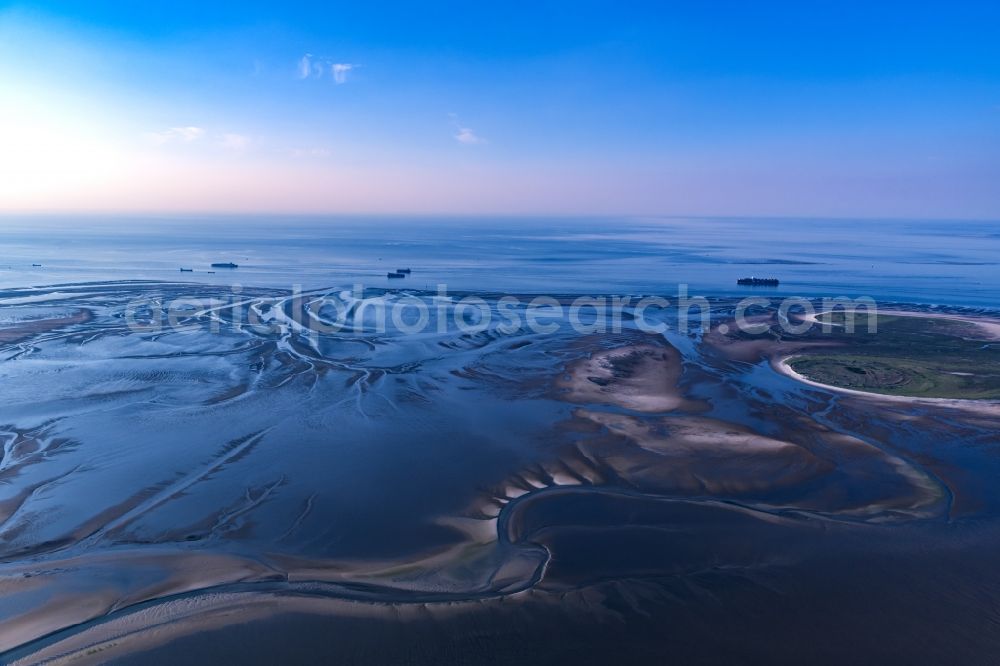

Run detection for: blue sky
[[1, 1, 998, 217]]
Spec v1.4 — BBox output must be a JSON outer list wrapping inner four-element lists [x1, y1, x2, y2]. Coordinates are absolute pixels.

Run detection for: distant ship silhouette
[[737, 277, 779, 286]]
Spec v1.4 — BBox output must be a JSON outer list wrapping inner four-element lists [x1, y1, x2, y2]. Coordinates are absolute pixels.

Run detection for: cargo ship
[[211, 262, 239, 269], [737, 277, 779, 286]]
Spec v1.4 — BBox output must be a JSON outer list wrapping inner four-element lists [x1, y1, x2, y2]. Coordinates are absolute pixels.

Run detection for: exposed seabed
[[1, 282, 999, 665]]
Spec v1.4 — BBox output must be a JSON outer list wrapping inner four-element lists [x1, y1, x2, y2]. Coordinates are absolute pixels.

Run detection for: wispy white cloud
[[331, 63, 354, 84], [449, 113, 486, 145], [297, 54, 357, 83], [289, 147, 331, 158], [297, 54, 313, 79], [219, 133, 250, 150], [147, 126, 205, 145], [454, 126, 485, 145], [147, 127, 252, 152]]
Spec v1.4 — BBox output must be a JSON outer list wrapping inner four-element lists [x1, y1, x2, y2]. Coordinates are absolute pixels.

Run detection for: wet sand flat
[[0, 308, 92, 343], [1, 283, 999, 664], [554, 340, 703, 412]]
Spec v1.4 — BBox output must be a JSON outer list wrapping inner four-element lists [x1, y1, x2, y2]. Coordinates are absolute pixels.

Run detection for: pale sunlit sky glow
[[1, 1, 999, 217]]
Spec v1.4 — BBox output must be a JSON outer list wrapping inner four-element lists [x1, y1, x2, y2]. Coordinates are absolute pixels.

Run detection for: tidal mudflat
[[2, 282, 1000, 664]]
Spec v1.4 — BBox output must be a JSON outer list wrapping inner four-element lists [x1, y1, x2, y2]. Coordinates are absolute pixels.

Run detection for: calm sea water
[[1, 215, 998, 307]]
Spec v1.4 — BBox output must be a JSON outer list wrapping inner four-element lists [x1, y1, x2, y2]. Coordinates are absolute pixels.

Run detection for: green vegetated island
[[787, 312, 1000, 400]]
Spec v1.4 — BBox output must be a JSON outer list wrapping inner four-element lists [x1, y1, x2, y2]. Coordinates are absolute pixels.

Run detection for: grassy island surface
[[788, 313, 1000, 399]]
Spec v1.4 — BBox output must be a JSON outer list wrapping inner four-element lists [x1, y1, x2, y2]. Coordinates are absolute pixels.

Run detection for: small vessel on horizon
[[211, 262, 239, 269], [387, 271, 405, 279], [737, 277, 780, 286], [179, 268, 193, 272], [396, 268, 411, 274]]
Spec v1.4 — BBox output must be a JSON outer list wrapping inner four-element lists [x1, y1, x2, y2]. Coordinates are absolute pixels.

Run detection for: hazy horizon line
[[2, 211, 999, 225]]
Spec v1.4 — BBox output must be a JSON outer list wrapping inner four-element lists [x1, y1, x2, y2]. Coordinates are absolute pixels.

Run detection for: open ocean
[[2, 216, 998, 307]]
